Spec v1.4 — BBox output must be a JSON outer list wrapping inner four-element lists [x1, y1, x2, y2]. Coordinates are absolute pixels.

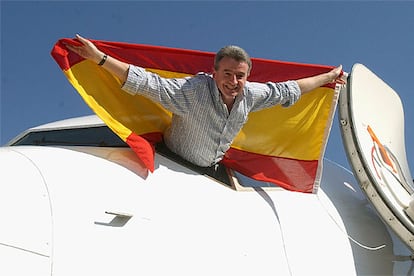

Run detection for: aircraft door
[[338, 63, 414, 252]]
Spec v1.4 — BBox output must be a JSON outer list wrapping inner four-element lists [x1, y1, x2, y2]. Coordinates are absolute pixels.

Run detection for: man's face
[[213, 56, 249, 100]]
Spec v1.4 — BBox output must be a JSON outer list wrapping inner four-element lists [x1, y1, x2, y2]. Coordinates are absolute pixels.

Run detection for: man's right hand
[[64, 34, 105, 64]]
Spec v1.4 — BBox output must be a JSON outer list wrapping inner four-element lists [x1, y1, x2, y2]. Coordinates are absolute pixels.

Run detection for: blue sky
[[1, 1, 414, 174]]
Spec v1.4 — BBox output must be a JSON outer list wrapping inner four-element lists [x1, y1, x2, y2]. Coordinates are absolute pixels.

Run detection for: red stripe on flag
[[125, 132, 163, 172], [51, 38, 336, 87], [222, 148, 318, 193], [51, 39, 86, 71]]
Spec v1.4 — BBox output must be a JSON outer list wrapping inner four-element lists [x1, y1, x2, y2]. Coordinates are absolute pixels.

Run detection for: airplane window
[[156, 143, 279, 189], [11, 126, 128, 147], [155, 143, 233, 186]]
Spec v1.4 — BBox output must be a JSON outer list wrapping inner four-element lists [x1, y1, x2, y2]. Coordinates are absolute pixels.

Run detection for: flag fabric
[[51, 38, 339, 193]]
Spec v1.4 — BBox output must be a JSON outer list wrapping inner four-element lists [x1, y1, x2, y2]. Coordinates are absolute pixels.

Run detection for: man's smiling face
[[213, 56, 249, 101]]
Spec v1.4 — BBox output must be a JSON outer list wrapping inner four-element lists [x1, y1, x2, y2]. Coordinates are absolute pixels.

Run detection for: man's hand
[[64, 34, 130, 83], [64, 34, 105, 64], [329, 65, 347, 85]]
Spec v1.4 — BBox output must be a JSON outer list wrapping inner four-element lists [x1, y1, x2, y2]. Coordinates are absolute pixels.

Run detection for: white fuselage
[[0, 141, 412, 275]]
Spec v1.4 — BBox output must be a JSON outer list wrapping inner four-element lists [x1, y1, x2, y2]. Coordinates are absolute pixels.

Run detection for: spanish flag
[[51, 38, 338, 193]]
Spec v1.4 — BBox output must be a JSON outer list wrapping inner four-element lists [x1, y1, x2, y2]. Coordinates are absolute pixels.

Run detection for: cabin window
[[155, 142, 280, 190], [155, 142, 232, 186], [11, 127, 127, 147]]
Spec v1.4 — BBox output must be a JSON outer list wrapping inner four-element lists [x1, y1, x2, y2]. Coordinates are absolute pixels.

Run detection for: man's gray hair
[[214, 45, 252, 73]]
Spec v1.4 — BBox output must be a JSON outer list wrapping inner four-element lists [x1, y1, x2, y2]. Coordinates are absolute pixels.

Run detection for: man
[[65, 34, 345, 177]]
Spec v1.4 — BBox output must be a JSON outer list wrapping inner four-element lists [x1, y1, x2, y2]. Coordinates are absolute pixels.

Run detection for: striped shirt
[[122, 65, 301, 167]]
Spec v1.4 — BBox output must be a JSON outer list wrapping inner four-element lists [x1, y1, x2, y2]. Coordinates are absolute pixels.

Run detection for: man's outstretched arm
[[296, 65, 346, 94], [64, 34, 130, 84]]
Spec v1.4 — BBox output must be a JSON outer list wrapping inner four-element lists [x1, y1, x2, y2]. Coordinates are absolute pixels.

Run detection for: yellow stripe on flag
[[65, 61, 174, 140], [232, 87, 335, 160]]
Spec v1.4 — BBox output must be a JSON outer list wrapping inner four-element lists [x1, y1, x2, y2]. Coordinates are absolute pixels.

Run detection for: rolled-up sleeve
[[248, 80, 301, 111], [121, 65, 149, 95], [121, 65, 198, 114], [278, 80, 301, 107]]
